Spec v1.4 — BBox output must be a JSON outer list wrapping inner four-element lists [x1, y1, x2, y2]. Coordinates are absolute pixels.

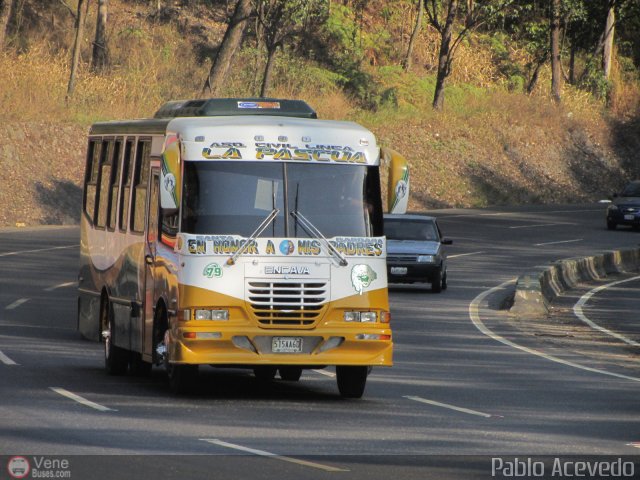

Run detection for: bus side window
[[83, 140, 101, 223], [95, 139, 113, 228], [131, 139, 151, 233], [148, 174, 160, 245], [119, 138, 135, 232], [107, 139, 123, 230]]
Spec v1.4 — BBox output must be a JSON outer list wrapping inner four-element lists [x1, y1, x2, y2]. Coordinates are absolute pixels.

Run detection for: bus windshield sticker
[[238, 101, 281, 109]]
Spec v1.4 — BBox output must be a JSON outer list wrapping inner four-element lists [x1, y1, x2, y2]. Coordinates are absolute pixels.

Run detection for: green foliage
[[581, 67, 611, 100]]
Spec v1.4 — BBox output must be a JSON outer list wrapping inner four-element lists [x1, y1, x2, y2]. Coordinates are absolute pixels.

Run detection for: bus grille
[[247, 281, 327, 328], [387, 255, 417, 263]]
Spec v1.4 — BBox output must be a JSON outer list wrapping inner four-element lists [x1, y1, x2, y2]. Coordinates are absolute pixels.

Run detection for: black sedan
[[384, 214, 452, 293], [606, 180, 640, 230]]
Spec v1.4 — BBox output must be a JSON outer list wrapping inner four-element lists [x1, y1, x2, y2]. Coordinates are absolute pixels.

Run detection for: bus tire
[[279, 367, 302, 382], [102, 301, 128, 376], [336, 366, 368, 399]]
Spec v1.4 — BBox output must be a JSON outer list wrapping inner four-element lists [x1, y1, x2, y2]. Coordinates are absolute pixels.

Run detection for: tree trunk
[[465, 0, 474, 28], [527, 53, 548, 94], [202, 0, 252, 95], [67, 0, 87, 98], [0, 0, 16, 49], [569, 35, 576, 84], [432, 0, 458, 110], [550, 0, 562, 104], [602, 1, 615, 80], [92, 0, 109, 72], [402, 0, 423, 71], [260, 44, 278, 98]]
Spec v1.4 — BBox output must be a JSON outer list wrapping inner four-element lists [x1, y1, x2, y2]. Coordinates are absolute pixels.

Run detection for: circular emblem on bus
[[351, 264, 377, 295], [203, 263, 223, 278], [7, 456, 30, 479], [279, 240, 295, 255]]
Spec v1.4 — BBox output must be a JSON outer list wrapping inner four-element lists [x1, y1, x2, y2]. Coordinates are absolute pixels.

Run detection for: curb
[[510, 247, 640, 317]]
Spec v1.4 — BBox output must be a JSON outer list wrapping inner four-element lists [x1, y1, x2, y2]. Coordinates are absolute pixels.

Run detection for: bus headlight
[[344, 311, 377, 322], [194, 309, 229, 321]]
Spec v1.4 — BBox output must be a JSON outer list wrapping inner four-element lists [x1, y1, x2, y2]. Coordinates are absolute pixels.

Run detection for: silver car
[[384, 214, 452, 292]]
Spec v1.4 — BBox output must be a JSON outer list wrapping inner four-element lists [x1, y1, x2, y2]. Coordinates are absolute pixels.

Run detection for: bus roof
[[154, 98, 317, 119]]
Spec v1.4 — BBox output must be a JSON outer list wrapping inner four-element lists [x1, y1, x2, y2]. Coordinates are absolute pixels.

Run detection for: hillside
[[0, 0, 638, 227]]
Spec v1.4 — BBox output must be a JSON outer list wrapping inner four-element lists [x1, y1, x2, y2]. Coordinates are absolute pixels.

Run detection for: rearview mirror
[[381, 147, 410, 214]]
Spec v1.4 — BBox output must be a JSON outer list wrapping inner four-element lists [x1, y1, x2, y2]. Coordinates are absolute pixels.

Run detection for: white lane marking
[[469, 280, 640, 383], [509, 223, 575, 229], [0, 244, 79, 258], [313, 369, 336, 378], [403, 395, 494, 418], [5, 298, 29, 310], [573, 276, 640, 347], [200, 439, 349, 472], [44, 281, 76, 292], [0, 349, 18, 365], [448, 251, 484, 259], [534, 239, 583, 247], [50, 387, 116, 412]]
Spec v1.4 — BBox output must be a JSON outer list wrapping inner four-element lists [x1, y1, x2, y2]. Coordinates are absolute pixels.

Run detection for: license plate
[[390, 266, 408, 275], [272, 337, 303, 353], [624, 214, 635, 220]]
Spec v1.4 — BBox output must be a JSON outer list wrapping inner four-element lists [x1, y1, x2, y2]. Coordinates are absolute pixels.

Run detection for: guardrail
[[510, 247, 640, 317]]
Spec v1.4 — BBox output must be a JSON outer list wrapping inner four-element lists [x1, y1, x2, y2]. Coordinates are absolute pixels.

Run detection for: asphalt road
[[1, 205, 639, 479]]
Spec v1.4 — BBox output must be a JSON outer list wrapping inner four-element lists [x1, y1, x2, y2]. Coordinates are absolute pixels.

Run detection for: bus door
[[143, 169, 160, 358]]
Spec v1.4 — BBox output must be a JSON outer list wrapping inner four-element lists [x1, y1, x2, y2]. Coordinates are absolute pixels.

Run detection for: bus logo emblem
[[279, 240, 295, 255], [203, 263, 223, 278]]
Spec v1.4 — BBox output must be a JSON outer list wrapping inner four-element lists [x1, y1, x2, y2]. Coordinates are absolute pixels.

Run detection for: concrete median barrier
[[510, 247, 640, 317]]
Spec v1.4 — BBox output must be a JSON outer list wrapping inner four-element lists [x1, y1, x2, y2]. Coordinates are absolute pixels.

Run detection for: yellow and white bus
[[78, 98, 409, 397]]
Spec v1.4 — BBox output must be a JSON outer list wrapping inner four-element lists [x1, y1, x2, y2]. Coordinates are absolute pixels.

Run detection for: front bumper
[[608, 210, 640, 226], [167, 325, 393, 367], [386, 262, 441, 283]]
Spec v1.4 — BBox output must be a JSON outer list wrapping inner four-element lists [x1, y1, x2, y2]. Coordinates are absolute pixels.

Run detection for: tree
[[202, 0, 253, 96], [254, 0, 325, 98], [403, 0, 424, 71], [550, 0, 562, 103], [92, 0, 109, 71], [425, 0, 515, 110], [0, 0, 16, 49], [602, 0, 615, 79], [67, 0, 88, 98]]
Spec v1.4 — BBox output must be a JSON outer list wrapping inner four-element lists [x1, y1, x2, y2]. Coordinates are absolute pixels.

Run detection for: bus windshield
[[181, 161, 381, 238]]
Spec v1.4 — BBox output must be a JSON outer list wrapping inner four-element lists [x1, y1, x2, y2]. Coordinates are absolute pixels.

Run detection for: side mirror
[[381, 147, 410, 214], [441, 238, 453, 245], [160, 134, 182, 210]]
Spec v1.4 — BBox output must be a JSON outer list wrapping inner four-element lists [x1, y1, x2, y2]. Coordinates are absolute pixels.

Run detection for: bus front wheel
[[336, 366, 369, 398]]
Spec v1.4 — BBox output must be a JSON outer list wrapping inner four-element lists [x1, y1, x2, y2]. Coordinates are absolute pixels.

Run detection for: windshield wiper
[[290, 210, 348, 266], [226, 208, 280, 266]]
